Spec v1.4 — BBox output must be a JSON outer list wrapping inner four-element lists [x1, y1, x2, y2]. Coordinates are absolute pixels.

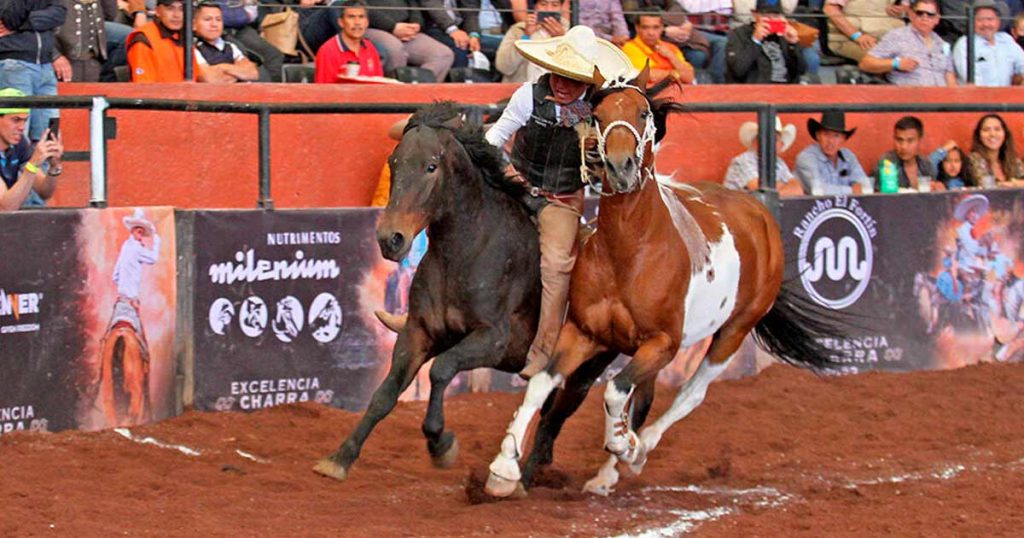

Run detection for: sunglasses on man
[[913, 9, 939, 18]]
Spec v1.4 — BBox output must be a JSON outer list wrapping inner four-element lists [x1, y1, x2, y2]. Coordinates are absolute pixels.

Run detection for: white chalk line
[[113, 428, 202, 457]]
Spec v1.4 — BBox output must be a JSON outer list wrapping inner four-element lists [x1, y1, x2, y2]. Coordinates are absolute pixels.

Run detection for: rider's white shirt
[[485, 81, 586, 148], [113, 235, 161, 299]]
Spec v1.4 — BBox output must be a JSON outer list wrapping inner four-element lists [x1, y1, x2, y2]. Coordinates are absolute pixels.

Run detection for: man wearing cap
[[126, 0, 207, 82], [0, 88, 64, 211], [724, 118, 803, 195], [484, 25, 633, 378], [0, 0, 65, 142], [953, 0, 1024, 86], [795, 110, 869, 195], [725, 0, 806, 84], [859, 0, 956, 86]]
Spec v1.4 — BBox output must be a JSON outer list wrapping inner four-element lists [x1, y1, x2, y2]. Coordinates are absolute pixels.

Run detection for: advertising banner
[[0, 207, 177, 434]]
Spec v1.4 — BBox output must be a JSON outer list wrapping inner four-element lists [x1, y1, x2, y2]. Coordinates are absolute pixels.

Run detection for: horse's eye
[[426, 163, 438, 173], [641, 111, 651, 119]]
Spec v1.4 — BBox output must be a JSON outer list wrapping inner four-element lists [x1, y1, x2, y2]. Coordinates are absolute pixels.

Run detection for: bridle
[[580, 79, 657, 196]]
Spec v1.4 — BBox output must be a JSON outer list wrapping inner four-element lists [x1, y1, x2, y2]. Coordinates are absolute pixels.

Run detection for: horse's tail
[[111, 335, 126, 391], [752, 283, 846, 371]]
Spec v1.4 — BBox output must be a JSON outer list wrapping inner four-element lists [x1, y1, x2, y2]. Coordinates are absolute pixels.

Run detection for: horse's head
[[377, 104, 465, 261], [588, 65, 655, 194]]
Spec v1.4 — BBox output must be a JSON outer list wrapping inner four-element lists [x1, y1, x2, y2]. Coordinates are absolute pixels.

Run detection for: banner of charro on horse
[[96, 208, 161, 427]]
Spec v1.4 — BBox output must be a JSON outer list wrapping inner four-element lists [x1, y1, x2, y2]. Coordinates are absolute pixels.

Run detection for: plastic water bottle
[[879, 159, 899, 194]]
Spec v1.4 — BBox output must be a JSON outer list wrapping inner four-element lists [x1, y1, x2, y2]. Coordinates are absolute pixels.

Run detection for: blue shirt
[[795, 144, 868, 195], [0, 138, 44, 207], [953, 32, 1024, 86]]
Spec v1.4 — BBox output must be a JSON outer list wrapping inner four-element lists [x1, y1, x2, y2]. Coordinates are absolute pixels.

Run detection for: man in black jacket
[[0, 0, 66, 141], [363, 0, 454, 81], [725, 0, 805, 83]]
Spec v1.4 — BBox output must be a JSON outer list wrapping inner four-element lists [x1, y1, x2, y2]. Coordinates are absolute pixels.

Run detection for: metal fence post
[[184, 0, 194, 81], [966, 6, 975, 85], [89, 96, 109, 208], [571, 0, 579, 27], [757, 105, 777, 190], [258, 107, 273, 209]]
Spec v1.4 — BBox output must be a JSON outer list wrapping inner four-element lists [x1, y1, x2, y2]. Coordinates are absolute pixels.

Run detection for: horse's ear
[[592, 66, 606, 88], [632, 61, 651, 93]]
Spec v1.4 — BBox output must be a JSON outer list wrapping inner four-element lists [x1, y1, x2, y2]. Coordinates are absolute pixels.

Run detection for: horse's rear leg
[[314, 328, 430, 482], [485, 321, 603, 497], [421, 327, 509, 468], [521, 350, 619, 486]]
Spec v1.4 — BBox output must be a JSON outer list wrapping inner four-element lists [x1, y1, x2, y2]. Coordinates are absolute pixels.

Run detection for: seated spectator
[[725, 0, 807, 84], [824, 0, 906, 62], [621, 9, 695, 85], [872, 116, 943, 191], [421, 0, 480, 70], [967, 113, 1024, 187], [675, 0, 732, 82], [315, 0, 384, 82], [795, 110, 868, 195], [215, 0, 284, 82], [365, 0, 454, 82], [98, 1, 138, 81], [579, 0, 630, 45], [724, 118, 804, 196], [126, 0, 207, 82], [193, 2, 259, 83], [622, 0, 725, 82], [859, 0, 956, 86], [930, 141, 973, 189], [953, 0, 1024, 86], [732, 0, 821, 76], [0, 89, 64, 211], [495, 0, 568, 83], [283, 0, 342, 54], [54, 0, 113, 82]]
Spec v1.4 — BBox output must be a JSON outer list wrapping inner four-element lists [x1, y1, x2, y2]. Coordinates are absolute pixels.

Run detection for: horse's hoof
[[373, 310, 407, 333], [582, 477, 614, 496], [431, 437, 459, 469], [484, 472, 525, 498], [313, 458, 349, 482]]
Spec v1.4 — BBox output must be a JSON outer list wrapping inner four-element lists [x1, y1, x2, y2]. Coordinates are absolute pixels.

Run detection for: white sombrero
[[739, 118, 797, 153], [953, 194, 989, 221], [122, 208, 155, 237], [515, 26, 636, 84]]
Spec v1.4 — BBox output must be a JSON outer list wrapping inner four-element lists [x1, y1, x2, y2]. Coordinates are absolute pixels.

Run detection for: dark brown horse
[[486, 67, 842, 497], [314, 102, 540, 481]]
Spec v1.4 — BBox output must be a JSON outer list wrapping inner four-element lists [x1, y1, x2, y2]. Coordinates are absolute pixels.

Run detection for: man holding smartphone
[[0, 88, 64, 210], [725, 0, 806, 83]]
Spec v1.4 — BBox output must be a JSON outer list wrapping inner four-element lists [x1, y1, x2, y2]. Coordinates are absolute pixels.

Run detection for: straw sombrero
[[953, 194, 989, 221], [739, 118, 796, 152], [514, 26, 635, 84]]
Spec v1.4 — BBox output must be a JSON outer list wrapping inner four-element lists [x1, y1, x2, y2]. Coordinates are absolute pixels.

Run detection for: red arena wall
[[51, 83, 1024, 208]]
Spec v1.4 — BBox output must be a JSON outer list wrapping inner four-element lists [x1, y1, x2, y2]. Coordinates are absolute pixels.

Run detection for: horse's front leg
[[314, 325, 431, 482], [421, 326, 509, 468], [486, 321, 603, 497]]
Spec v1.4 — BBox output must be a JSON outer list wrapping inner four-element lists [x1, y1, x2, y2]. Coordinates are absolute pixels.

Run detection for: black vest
[[196, 40, 235, 66], [511, 75, 584, 195]]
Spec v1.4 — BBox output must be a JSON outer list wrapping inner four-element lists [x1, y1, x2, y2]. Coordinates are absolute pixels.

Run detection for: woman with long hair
[[968, 114, 1024, 187]]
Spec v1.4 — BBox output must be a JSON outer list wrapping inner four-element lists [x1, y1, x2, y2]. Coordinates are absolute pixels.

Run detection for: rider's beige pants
[[527, 201, 581, 369]]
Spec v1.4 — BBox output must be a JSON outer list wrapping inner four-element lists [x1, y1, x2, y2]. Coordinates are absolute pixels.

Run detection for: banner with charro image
[[0, 207, 177, 435]]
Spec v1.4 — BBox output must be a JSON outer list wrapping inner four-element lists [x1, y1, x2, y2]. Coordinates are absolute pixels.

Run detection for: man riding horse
[[485, 26, 635, 378]]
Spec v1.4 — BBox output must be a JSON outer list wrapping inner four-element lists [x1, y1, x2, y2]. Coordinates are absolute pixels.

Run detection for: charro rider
[[109, 208, 161, 354], [484, 26, 634, 378]]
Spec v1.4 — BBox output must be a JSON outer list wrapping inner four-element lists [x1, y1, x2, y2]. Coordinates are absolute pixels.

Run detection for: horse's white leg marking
[[583, 454, 621, 496], [488, 371, 564, 483], [632, 357, 732, 474], [603, 381, 637, 457]]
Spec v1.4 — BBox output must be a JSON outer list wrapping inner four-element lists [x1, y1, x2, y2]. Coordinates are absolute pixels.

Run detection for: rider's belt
[[528, 186, 584, 214]]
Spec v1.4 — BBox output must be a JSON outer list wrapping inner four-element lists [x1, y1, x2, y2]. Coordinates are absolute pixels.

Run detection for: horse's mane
[[406, 101, 525, 197]]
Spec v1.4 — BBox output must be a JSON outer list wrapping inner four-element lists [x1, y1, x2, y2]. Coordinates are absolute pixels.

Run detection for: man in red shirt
[[315, 0, 384, 82]]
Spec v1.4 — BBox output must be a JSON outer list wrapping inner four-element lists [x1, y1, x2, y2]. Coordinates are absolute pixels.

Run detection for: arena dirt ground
[[2, 362, 1023, 537]]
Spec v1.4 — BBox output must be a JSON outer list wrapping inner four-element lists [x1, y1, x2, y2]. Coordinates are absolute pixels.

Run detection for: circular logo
[[797, 207, 873, 309], [308, 292, 342, 343], [208, 298, 235, 335], [238, 296, 268, 338], [272, 295, 305, 343]]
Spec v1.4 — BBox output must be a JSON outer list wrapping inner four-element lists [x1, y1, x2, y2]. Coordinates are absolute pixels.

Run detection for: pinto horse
[[314, 102, 540, 481], [485, 67, 842, 497]]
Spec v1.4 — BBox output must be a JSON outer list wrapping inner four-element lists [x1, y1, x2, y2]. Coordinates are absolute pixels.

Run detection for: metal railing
[[0, 96, 502, 208]]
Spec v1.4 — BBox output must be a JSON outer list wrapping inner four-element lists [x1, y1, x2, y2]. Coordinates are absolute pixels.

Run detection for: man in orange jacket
[[126, 0, 207, 82]]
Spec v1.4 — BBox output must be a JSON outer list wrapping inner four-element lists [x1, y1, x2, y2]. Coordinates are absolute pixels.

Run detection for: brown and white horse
[[485, 67, 842, 497]]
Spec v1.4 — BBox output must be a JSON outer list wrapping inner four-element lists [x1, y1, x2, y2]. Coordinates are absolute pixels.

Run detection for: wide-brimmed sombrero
[[514, 26, 635, 84], [739, 117, 797, 152], [122, 208, 156, 237], [953, 194, 989, 221]]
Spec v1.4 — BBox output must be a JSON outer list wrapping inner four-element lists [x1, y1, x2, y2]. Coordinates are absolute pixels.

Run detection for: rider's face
[[131, 227, 146, 241], [548, 73, 588, 105]]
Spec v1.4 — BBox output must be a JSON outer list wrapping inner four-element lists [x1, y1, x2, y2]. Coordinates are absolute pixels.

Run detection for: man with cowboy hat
[[724, 117, 803, 195], [952, 0, 1024, 86], [110, 208, 161, 349], [795, 109, 869, 195], [484, 25, 634, 378], [0, 88, 63, 211]]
